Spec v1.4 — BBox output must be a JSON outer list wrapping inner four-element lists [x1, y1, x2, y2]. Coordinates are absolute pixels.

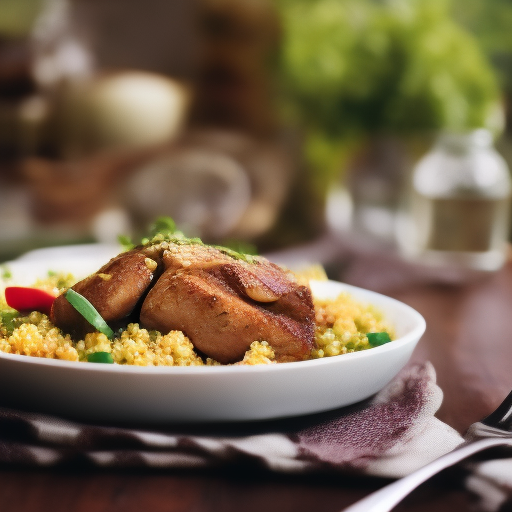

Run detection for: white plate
[[0, 250, 426, 424]]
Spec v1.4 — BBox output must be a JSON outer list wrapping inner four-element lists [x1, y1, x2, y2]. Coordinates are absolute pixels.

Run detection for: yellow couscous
[[0, 269, 393, 366]]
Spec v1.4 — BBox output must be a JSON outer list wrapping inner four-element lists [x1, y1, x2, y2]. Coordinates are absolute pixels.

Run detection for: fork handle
[[342, 438, 512, 512]]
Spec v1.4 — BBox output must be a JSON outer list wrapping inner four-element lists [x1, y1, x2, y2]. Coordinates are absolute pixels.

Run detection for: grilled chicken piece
[[51, 241, 315, 363], [50, 251, 157, 337], [140, 244, 315, 363]]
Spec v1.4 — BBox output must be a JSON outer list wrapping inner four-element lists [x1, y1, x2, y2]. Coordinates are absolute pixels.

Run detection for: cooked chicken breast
[[51, 241, 315, 363], [141, 244, 315, 363], [50, 251, 156, 336]]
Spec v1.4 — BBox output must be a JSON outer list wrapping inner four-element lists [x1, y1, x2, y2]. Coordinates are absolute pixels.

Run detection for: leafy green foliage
[[277, 0, 500, 136], [0, 0, 43, 37], [276, 0, 502, 187], [451, 0, 512, 95]]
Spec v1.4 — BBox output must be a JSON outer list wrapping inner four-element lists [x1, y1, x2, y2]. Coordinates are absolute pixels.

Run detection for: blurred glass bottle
[[398, 130, 511, 271]]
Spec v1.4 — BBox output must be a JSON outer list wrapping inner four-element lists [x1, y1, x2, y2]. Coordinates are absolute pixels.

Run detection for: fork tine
[[481, 389, 512, 429]]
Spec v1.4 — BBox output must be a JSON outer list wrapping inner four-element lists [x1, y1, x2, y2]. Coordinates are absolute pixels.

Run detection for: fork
[[343, 389, 512, 512]]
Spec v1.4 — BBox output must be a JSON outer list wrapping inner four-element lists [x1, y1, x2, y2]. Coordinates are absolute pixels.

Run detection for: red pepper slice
[[4, 287, 57, 315]]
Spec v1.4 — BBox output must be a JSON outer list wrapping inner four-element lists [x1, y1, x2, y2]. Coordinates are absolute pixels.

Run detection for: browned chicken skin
[[50, 251, 156, 336], [51, 242, 315, 363]]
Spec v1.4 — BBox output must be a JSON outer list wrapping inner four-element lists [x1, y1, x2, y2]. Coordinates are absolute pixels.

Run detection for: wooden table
[[2, 243, 512, 512]]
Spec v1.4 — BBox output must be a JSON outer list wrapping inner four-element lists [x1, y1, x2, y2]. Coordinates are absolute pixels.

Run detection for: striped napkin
[[0, 362, 510, 511]]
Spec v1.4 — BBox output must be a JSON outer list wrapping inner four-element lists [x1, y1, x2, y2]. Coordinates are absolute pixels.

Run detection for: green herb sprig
[[121, 216, 259, 264]]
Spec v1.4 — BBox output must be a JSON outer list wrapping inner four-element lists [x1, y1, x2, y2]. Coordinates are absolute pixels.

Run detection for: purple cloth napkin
[[2, 361, 511, 511]]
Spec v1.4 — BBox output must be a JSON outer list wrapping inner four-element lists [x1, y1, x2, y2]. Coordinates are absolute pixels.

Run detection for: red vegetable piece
[[5, 287, 57, 315]]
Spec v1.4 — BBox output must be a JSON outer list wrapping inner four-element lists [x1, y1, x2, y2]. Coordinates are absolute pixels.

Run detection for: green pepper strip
[[65, 289, 114, 339], [367, 332, 392, 347], [87, 351, 114, 364]]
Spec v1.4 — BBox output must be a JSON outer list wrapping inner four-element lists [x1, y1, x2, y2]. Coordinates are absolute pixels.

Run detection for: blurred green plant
[[0, 0, 43, 38], [276, 0, 502, 191], [451, 0, 512, 98]]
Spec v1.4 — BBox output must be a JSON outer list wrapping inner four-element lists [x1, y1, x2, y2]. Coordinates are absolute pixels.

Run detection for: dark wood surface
[[2, 248, 512, 512]]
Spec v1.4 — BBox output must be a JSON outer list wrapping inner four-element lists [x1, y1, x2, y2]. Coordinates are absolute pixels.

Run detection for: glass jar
[[397, 130, 511, 271]]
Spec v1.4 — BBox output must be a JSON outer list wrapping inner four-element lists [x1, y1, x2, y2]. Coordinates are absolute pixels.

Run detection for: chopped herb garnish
[[87, 351, 114, 364], [118, 234, 135, 251], [138, 216, 259, 263], [0, 310, 19, 335], [213, 245, 257, 263], [149, 216, 177, 238], [222, 240, 258, 256], [1, 266, 12, 280], [367, 332, 392, 347], [65, 289, 114, 339], [118, 216, 259, 263]]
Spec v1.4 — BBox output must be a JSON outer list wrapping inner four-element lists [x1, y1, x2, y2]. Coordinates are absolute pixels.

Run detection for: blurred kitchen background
[[0, 0, 511, 273]]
